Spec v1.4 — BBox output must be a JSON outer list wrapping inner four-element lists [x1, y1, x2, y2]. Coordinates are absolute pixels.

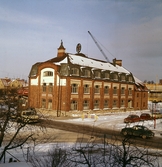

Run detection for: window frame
[[71, 84, 78, 94]]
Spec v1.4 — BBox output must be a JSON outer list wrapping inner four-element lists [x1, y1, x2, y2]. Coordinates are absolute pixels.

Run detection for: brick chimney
[[57, 40, 66, 57], [113, 58, 122, 66], [116, 59, 122, 66]]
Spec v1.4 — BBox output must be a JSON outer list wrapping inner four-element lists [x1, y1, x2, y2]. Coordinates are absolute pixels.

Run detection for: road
[[37, 119, 162, 150]]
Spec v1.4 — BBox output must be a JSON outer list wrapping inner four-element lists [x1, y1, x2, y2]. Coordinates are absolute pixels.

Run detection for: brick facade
[[28, 42, 148, 114]]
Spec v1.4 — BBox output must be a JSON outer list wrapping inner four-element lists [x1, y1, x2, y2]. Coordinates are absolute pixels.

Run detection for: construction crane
[[88, 31, 110, 62]]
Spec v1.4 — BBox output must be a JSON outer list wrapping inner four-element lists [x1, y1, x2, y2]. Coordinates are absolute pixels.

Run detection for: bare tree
[[28, 133, 162, 167], [29, 145, 70, 167], [0, 100, 44, 163]]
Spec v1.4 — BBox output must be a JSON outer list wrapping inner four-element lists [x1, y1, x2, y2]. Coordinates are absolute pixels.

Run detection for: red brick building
[[28, 41, 148, 114]]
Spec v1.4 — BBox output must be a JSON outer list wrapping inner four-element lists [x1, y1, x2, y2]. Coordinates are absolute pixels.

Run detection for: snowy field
[[1, 109, 162, 166]]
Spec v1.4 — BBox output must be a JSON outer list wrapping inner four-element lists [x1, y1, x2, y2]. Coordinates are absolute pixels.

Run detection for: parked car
[[152, 112, 162, 119], [121, 125, 154, 139], [140, 113, 152, 121], [124, 114, 140, 123], [16, 108, 39, 123]]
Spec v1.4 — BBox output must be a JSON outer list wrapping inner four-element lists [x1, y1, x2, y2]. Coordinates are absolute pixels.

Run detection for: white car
[[17, 108, 39, 123]]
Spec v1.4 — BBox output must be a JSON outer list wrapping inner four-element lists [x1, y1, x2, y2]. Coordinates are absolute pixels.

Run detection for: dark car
[[124, 114, 140, 123], [121, 125, 154, 139], [140, 113, 151, 121]]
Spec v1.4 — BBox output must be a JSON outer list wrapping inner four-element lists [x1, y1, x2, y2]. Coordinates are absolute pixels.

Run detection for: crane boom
[[88, 31, 110, 62]]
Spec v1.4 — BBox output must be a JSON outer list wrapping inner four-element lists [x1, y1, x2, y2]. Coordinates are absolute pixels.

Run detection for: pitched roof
[[52, 53, 131, 75]]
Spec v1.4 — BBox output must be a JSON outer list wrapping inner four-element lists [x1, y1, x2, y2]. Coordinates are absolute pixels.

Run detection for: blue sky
[[0, 0, 162, 82]]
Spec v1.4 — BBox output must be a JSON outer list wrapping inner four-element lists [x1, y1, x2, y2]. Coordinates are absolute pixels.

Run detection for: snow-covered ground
[[57, 110, 162, 137], [1, 109, 162, 166]]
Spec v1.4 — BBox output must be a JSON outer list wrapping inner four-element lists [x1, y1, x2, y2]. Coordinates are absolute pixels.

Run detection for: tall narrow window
[[94, 100, 99, 109], [113, 100, 117, 107], [71, 84, 78, 93], [48, 83, 53, 93], [94, 85, 100, 94], [113, 87, 117, 95], [71, 100, 77, 110], [104, 100, 109, 108], [83, 100, 89, 110], [143, 93, 145, 97], [48, 99, 52, 109], [121, 99, 125, 107], [42, 99, 46, 108], [128, 76, 133, 82], [104, 86, 109, 94], [113, 73, 118, 80], [128, 88, 132, 95], [84, 84, 90, 94], [121, 87, 125, 95], [42, 83, 46, 92]]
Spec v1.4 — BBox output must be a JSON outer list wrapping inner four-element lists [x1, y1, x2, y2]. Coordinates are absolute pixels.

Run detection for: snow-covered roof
[[67, 54, 131, 74], [134, 76, 145, 86]]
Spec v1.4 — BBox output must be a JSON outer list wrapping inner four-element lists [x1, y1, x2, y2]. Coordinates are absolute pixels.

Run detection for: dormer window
[[94, 71, 101, 78], [128, 76, 133, 82], [83, 69, 91, 77], [113, 73, 118, 80], [104, 72, 110, 79], [71, 68, 79, 76], [121, 74, 126, 81]]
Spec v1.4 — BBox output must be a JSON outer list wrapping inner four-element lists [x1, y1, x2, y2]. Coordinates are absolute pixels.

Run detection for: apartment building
[[28, 41, 148, 114]]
